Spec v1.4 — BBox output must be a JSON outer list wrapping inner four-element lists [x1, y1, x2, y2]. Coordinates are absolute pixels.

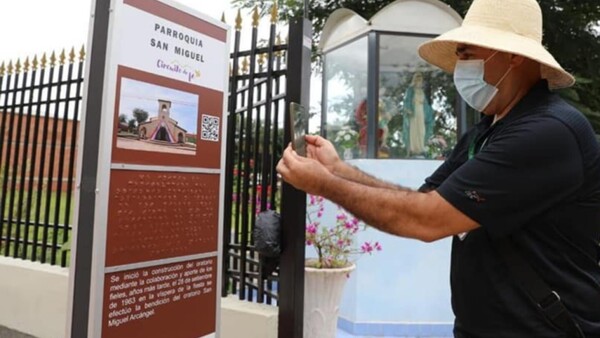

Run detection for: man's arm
[[277, 146, 479, 242], [305, 135, 411, 191], [333, 161, 412, 191], [321, 174, 478, 242]]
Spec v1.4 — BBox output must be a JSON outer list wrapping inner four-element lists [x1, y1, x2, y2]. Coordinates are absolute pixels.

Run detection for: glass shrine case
[[319, 2, 471, 160]]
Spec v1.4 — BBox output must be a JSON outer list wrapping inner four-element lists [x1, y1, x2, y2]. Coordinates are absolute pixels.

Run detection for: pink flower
[[305, 194, 381, 268], [361, 242, 373, 254]]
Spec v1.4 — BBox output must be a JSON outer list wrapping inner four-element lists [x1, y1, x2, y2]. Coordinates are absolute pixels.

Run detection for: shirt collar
[[475, 80, 552, 129]]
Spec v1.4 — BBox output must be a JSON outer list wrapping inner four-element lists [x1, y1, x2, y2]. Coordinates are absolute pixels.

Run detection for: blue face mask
[[453, 52, 512, 112]]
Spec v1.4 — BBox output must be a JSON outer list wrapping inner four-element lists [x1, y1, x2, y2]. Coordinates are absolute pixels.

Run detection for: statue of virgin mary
[[402, 72, 434, 156]]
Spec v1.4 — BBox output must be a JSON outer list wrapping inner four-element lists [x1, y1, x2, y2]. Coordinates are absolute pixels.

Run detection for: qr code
[[201, 115, 220, 142]]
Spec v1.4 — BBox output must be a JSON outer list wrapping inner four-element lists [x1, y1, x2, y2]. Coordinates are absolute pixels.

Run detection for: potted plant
[[304, 195, 382, 338]]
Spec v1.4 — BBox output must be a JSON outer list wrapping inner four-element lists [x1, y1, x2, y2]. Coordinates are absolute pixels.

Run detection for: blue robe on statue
[[402, 85, 434, 155]]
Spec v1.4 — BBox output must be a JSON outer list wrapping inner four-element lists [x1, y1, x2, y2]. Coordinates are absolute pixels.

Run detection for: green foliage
[[232, 0, 600, 131], [128, 118, 137, 132], [132, 108, 149, 125], [0, 190, 72, 264]]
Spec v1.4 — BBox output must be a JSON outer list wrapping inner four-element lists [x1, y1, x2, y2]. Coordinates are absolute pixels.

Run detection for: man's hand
[[277, 144, 333, 195], [305, 135, 342, 174]]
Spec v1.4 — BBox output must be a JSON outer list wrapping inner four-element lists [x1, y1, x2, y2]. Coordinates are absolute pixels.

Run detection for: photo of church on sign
[[116, 77, 198, 155], [139, 99, 188, 144]]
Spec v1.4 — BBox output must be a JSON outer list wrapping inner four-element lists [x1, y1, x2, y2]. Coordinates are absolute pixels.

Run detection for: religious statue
[[402, 72, 434, 157]]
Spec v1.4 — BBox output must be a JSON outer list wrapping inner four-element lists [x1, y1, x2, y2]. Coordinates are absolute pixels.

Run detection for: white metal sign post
[[66, 0, 230, 337]]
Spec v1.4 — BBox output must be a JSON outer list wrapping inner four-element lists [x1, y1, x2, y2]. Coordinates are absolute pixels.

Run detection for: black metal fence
[[0, 14, 309, 332], [0, 48, 85, 267], [222, 7, 288, 305]]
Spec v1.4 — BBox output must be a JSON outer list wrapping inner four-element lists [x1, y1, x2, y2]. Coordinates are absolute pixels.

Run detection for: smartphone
[[289, 102, 307, 156]]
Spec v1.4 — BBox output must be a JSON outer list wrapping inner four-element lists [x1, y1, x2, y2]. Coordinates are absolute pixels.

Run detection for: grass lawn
[[0, 190, 73, 266]]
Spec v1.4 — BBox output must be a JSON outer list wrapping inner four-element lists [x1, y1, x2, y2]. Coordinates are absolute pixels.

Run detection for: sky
[[0, 0, 233, 63], [0, 0, 322, 131]]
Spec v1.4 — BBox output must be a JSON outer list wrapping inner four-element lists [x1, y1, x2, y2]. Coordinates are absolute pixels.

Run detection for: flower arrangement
[[334, 126, 359, 150], [306, 194, 382, 269], [426, 135, 449, 160]]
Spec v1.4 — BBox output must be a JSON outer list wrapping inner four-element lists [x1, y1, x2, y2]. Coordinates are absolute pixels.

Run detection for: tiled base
[[337, 318, 453, 337]]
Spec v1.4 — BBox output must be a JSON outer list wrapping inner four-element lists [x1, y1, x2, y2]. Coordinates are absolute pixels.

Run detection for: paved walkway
[[116, 137, 196, 155], [0, 326, 35, 338]]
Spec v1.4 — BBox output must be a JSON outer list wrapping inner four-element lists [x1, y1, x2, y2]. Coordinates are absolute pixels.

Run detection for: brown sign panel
[[105, 170, 220, 267], [111, 66, 223, 169], [67, 0, 228, 336], [102, 257, 217, 338]]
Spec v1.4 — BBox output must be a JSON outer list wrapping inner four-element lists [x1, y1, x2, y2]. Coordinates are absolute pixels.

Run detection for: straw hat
[[418, 0, 575, 89]]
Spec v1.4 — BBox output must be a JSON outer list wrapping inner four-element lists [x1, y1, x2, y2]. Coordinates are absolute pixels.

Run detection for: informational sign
[[67, 0, 229, 337]]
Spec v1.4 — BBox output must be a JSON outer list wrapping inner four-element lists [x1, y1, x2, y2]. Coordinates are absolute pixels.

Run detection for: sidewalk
[[0, 326, 35, 338]]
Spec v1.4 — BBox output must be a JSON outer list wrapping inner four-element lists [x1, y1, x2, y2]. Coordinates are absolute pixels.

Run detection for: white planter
[[304, 264, 356, 338]]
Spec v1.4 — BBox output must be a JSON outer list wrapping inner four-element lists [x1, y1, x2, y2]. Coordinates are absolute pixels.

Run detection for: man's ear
[[510, 54, 527, 68]]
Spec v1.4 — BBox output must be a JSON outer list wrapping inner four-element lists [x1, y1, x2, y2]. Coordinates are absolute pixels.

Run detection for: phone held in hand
[[289, 102, 308, 156]]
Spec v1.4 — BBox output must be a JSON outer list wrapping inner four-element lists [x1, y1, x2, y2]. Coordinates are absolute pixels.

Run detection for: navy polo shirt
[[421, 81, 600, 337]]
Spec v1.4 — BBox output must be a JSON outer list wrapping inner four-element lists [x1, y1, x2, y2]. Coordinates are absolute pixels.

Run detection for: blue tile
[[337, 321, 453, 337]]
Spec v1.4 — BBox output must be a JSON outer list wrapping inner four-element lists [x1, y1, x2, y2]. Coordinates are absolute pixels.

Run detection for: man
[[277, 0, 600, 337]]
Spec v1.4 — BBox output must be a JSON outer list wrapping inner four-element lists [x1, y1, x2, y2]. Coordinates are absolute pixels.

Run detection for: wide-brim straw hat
[[418, 0, 575, 90]]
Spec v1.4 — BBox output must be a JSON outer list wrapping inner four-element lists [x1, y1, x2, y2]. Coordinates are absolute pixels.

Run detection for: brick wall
[[0, 113, 79, 192]]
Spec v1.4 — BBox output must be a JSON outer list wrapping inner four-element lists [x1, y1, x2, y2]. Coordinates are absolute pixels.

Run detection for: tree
[[128, 118, 137, 133], [118, 114, 127, 124], [132, 108, 149, 125], [232, 0, 600, 131]]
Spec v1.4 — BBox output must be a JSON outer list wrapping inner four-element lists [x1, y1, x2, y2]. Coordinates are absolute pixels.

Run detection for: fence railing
[[0, 48, 85, 267], [222, 6, 288, 305], [0, 12, 305, 321]]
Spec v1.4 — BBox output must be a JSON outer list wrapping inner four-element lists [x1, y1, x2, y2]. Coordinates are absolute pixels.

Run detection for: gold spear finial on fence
[[252, 6, 260, 28], [59, 49, 66, 65], [79, 45, 86, 62], [0, 62, 5, 76], [69, 47, 76, 64], [50, 51, 57, 67], [41, 53, 48, 69], [24, 57, 30, 72], [32, 55, 39, 70], [271, 3, 278, 24], [15, 59, 21, 74], [235, 9, 242, 31], [7, 61, 13, 75]]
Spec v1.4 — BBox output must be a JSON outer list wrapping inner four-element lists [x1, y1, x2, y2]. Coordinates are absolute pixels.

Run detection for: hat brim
[[418, 25, 575, 90]]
